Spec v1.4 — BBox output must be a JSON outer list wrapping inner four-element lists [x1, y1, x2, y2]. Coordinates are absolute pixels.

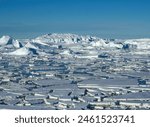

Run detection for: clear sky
[[0, 0, 150, 39]]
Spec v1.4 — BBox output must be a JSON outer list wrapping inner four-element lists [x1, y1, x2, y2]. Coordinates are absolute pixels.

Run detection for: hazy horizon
[[0, 0, 150, 39]]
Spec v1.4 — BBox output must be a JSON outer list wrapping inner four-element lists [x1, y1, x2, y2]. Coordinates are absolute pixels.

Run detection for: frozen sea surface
[[0, 34, 150, 110]]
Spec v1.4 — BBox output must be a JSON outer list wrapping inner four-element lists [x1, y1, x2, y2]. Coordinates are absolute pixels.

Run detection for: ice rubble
[[124, 39, 150, 50], [0, 36, 12, 45], [0, 34, 150, 109], [24, 42, 38, 49], [1, 34, 150, 56], [33, 33, 113, 48], [33, 33, 150, 50], [7, 47, 38, 56], [0, 35, 23, 48]]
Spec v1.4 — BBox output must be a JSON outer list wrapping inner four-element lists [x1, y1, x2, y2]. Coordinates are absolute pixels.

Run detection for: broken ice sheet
[[0, 34, 150, 109]]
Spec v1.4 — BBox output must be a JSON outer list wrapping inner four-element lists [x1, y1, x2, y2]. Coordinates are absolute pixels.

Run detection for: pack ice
[[0, 33, 150, 110]]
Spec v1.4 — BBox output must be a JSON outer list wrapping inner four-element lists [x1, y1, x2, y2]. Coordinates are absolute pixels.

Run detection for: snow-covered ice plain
[[0, 33, 150, 110]]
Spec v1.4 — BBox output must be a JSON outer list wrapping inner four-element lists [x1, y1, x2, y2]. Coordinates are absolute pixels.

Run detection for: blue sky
[[0, 0, 150, 39]]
